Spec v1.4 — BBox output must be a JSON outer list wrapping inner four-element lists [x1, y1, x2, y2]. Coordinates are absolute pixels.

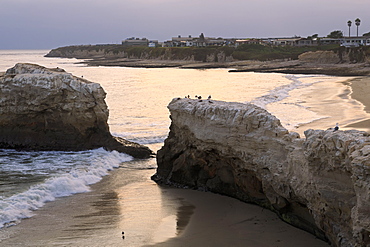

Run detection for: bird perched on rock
[[198, 96, 202, 99], [208, 95, 211, 100], [333, 123, 339, 132]]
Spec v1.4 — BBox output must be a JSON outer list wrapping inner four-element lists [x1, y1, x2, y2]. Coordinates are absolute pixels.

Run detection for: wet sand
[[145, 189, 328, 247], [345, 76, 370, 131], [0, 159, 329, 247]]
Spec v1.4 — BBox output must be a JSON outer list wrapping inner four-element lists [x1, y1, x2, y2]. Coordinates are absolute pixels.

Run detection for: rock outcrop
[[153, 98, 370, 247], [298, 50, 341, 64], [0, 63, 152, 158], [45, 45, 234, 64], [298, 48, 370, 64]]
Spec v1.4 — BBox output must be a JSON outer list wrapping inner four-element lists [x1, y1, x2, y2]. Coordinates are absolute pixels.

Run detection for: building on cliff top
[[122, 37, 159, 47], [122, 34, 370, 48], [340, 36, 370, 47]]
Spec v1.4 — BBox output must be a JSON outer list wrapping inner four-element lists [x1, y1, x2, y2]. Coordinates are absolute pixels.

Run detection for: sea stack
[[153, 98, 370, 246], [0, 63, 153, 158]]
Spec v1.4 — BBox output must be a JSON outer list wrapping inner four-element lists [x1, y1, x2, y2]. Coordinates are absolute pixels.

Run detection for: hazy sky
[[1, 0, 369, 49]]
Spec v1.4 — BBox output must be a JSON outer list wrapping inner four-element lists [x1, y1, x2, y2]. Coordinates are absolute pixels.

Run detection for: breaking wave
[[0, 148, 132, 228]]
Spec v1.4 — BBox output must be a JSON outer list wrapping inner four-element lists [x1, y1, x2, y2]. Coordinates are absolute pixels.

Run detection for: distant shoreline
[[45, 44, 370, 76], [76, 57, 370, 76]]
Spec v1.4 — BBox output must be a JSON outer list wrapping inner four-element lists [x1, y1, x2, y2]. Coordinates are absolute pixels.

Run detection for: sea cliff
[[45, 45, 370, 75], [0, 63, 153, 158], [153, 98, 370, 246], [45, 45, 234, 65]]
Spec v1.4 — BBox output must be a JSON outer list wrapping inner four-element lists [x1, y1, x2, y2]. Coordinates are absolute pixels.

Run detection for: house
[[234, 39, 267, 47], [165, 33, 228, 47], [148, 40, 158, 47], [122, 37, 149, 46], [204, 38, 226, 46], [122, 37, 158, 47], [318, 38, 341, 46], [169, 35, 195, 47], [266, 37, 320, 46], [270, 38, 301, 46], [340, 37, 370, 47], [295, 38, 317, 46]]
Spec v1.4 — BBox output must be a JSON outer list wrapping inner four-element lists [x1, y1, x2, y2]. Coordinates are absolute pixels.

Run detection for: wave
[[250, 74, 323, 108], [249, 74, 328, 129], [0, 148, 132, 228], [128, 135, 167, 145], [112, 132, 168, 145]]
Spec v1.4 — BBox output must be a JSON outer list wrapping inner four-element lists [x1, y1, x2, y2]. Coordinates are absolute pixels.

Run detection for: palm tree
[[355, 18, 361, 37], [347, 20, 352, 37]]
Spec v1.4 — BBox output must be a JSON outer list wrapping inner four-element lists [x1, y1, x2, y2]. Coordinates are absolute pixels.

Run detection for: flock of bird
[[182, 95, 213, 103], [179, 95, 340, 132]]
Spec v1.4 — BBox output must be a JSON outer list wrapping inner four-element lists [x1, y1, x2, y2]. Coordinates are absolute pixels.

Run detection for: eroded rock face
[[298, 51, 341, 64], [154, 98, 370, 246], [0, 63, 152, 158]]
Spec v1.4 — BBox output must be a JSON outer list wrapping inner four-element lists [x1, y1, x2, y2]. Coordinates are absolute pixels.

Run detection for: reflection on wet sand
[[176, 201, 195, 233], [61, 191, 121, 240], [116, 177, 195, 245]]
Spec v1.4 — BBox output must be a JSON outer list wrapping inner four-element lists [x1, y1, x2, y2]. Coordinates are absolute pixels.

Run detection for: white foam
[[249, 74, 328, 129], [112, 132, 168, 145], [250, 74, 321, 108], [0, 148, 132, 228]]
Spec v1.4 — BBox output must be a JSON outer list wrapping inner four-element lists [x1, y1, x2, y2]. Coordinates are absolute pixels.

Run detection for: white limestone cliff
[[0, 63, 152, 158], [154, 98, 370, 247]]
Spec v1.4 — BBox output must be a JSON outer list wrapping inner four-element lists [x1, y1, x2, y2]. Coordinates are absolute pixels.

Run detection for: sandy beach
[[291, 76, 370, 136], [344, 76, 370, 131]]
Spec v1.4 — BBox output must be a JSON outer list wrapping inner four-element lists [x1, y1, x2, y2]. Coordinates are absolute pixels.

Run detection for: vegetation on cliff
[[47, 43, 369, 62], [233, 43, 341, 61], [46, 44, 354, 62]]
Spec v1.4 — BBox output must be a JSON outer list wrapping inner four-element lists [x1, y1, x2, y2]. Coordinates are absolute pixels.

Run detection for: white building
[[340, 37, 370, 47]]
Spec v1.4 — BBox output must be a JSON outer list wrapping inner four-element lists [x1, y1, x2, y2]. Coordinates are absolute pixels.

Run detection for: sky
[[1, 0, 370, 49]]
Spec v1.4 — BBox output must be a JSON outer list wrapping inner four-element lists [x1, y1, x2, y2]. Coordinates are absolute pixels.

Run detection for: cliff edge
[[0, 63, 153, 158], [46, 45, 370, 75], [153, 98, 370, 246]]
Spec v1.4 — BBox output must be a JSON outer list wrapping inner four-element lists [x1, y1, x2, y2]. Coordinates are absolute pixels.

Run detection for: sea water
[[0, 50, 367, 232]]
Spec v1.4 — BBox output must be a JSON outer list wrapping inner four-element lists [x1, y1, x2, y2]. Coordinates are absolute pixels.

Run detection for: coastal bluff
[[46, 45, 370, 76], [0, 63, 152, 158], [153, 98, 370, 246]]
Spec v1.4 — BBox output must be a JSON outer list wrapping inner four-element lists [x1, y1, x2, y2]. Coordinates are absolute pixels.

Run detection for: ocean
[[0, 50, 368, 246]]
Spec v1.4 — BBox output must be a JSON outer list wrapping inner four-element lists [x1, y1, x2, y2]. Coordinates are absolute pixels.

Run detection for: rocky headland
[[229, 50, 370, 76], [0, 63, 153, 158], [153, 98, 370, 246], [45, 45, 370, 76]]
